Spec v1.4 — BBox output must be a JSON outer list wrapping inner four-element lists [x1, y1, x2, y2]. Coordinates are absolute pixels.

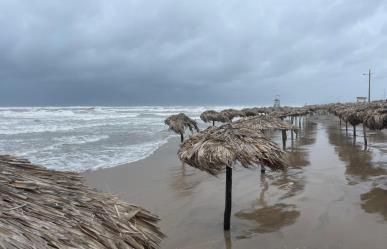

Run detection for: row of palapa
[[164, 106, 310, 230]]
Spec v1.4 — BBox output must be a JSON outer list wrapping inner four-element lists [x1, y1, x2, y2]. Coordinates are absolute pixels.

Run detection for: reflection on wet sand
[[85, 117, 387, 249], [234, 174, 300, 237], [270, 121, 317, 200], [298, 119, 318, 146], [170, 164, 203, 197], [326, 123, 387, 183], [325, 119, 387, 224], [361, 187, 387, 221], [224, 231, 232, 249], [286, 147, 309, 167], [235, 203, 300, 235], [231, 121, 317, 239]]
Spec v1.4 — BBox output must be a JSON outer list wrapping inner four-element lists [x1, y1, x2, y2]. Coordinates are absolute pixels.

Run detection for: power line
[[373, 75, 387, 80]]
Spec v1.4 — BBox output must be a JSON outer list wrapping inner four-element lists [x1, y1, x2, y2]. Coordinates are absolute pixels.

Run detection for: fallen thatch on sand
[[178, 124, 285, 175], [0, 155, 164, 249]]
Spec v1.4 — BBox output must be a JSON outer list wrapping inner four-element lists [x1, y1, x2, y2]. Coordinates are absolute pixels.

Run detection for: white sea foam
[[0, 106, 245, 171]]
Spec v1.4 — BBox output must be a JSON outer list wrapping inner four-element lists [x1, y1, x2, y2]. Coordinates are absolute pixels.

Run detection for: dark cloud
[[1, 0, 387, 106]]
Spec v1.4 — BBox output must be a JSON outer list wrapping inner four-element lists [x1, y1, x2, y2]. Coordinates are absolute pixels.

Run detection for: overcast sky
[[1, 0, 387, 106]]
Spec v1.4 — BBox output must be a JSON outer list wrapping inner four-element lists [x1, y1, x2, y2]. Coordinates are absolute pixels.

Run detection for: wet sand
[[84, 116, 387, 249]]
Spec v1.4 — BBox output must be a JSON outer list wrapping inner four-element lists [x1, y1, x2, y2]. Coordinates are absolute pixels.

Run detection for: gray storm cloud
[[1, 0, 387, 106]]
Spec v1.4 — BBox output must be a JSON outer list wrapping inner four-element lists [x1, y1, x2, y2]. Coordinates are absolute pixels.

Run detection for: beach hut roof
[[364, 108, 387, 130], [0, 155, 164, 249], [241, 107, 269, 117], [165, 113, 199, 134], [220, 109, 245, 121], [200, 110, 230, 124], [178, 124, 285, 175], [233, 115, 297, 131]]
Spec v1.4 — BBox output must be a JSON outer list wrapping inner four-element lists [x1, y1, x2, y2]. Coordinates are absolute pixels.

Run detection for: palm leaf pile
[[0, 155, 164, 249]]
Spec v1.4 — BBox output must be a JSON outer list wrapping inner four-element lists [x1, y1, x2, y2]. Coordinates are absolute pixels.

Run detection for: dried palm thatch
[[200, 110, 230, 126], [363, 108, 387, 130], [165, 113, 199, 142], [220, 109, 245, 121], [178, 124, 286, 231], [241, 108, 269, 117], [232, 115, 297, 132], [178, 125, 286, 175], [269, 107, 310, 120], [0, 155, 164, 249]]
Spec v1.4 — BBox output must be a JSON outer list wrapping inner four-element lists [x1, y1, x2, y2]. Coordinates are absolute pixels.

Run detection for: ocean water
[[0, 106, 241, 171]]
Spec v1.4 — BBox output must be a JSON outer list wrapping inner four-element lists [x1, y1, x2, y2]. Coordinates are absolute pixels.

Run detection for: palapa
[[164, 113, 199, 142], [178, 124, 286, 230], [200, 110, 230, 126], [178, 124, 285, 175], [220, 109, 245, 121], [232, 115, 297, 132], [0, 155, 164, 249], [233, 115, 297, 150]]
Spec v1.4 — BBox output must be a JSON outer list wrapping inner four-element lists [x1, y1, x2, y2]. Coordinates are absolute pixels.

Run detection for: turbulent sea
[[0, 106, 241, 171]]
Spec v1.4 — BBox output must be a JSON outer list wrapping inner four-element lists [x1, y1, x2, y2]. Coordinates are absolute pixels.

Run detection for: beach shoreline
[[84, 118, 387, 249]]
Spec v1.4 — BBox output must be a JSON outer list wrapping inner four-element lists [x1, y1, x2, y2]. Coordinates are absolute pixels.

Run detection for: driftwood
[[0, 155, 164, 249]]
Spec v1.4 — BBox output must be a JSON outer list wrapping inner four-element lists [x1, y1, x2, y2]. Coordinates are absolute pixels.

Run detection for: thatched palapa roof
[[220, 109, 245, 121], [232, 115, 297, 132], [241, 107, 269, 117], [364, 108, 387, 130], [200, 110, 230, 124], [164, 113, 199, 135], [0, 155, 164, 249], [178, 124, 286, 175]]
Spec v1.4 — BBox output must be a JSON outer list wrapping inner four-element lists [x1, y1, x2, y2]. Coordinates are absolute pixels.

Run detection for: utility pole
[[368, 69, 371, 102], [363, 69, 372, 102]]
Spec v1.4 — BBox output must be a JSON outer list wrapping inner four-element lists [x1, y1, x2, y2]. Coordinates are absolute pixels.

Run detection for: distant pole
[[368, 69, 371, 102]]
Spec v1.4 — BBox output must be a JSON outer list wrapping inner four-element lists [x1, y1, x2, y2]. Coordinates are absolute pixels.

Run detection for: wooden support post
[[353, 125, 356, 143], [363, 123, 368, 149], [282, 130, 287, 150], [290, 116, 294, 141], [224, 166, 232, 231], [261, 165, 266, 174]]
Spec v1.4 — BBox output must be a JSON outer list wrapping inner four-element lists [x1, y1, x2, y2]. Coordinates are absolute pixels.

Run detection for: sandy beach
[[84, 116, 387, 249]]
